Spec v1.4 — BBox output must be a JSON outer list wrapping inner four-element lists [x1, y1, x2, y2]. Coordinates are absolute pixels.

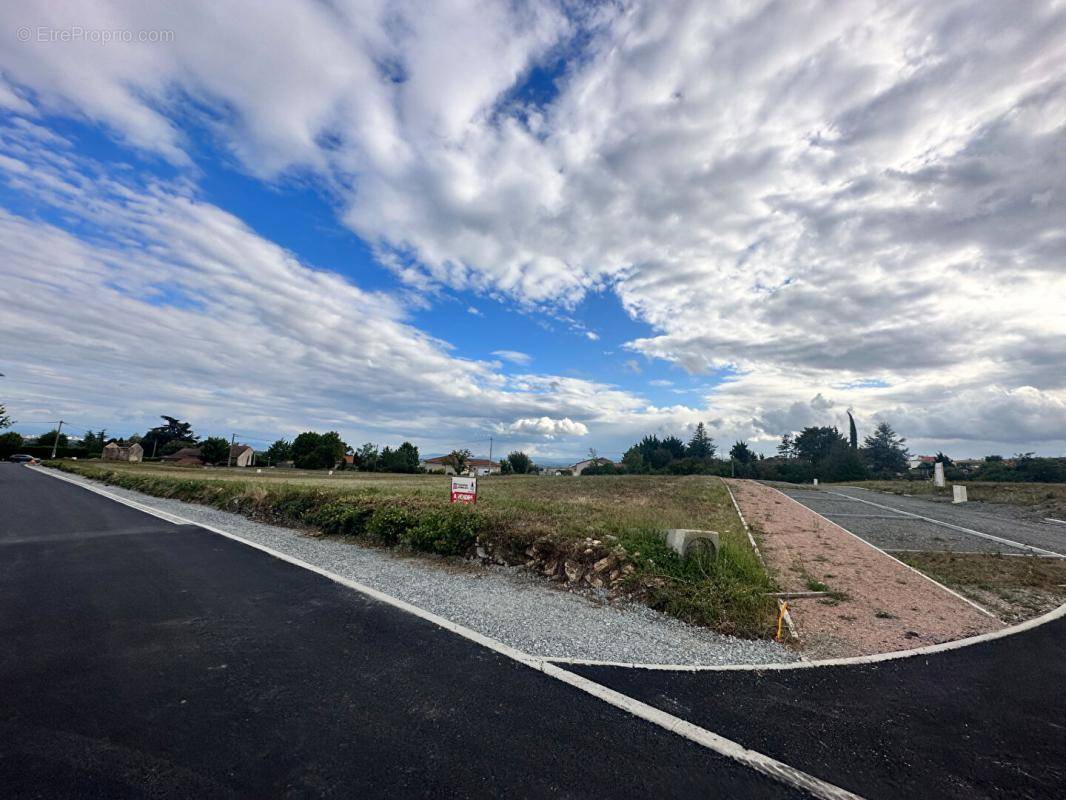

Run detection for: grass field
[[896, 551, 1066, 623], [841, 480, 1066, 519], [47, 460, 778, 637]]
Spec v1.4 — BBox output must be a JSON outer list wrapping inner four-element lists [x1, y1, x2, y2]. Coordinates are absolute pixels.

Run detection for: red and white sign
[[450, 475, 477, 504]]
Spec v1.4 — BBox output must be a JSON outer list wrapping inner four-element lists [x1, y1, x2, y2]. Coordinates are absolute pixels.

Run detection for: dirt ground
[[726, 479, 1002, 659]]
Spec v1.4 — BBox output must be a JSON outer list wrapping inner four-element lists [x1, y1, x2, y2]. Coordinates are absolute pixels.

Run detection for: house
[[101, 441, 144, 462], [420, 456, 501, 476], [568, 457, 614, 475], [229, 444, 254, 467], [161, 447, 203, 465]]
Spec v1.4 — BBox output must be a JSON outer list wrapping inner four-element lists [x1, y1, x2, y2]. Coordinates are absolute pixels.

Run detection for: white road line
[[1046, 518, 1066, 526], [28, 466, 862, 800], [820, 490, 1065, 557]]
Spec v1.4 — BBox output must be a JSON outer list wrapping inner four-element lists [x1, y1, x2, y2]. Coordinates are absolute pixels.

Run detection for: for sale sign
[[450, 475, 477, 504]]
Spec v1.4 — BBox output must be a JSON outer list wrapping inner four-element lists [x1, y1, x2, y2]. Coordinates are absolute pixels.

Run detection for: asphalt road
[[572, 606, 1066, 799], [777, 485, 1066, 556], [0, 463, 804, 799]]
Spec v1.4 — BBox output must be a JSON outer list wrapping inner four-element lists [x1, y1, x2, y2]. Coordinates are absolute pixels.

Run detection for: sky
[[0, 0, 1064, 461]]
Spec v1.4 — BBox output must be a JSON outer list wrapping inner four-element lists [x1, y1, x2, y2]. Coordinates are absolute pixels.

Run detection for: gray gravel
[[781, 486, 1066, 556], [45, 468, 796, 667]]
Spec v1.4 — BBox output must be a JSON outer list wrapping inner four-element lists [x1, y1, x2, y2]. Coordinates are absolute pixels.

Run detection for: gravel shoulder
[[41, 467, 796, 667], [727, 479, 1001, 659]]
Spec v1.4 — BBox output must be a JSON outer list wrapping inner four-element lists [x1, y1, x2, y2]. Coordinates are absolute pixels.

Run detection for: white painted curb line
[[722, 479, 799, 643], [29, 466, 861, 800]]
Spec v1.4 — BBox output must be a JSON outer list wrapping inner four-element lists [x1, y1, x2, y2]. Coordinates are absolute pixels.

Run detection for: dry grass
[[896, 551, 1066, 623]]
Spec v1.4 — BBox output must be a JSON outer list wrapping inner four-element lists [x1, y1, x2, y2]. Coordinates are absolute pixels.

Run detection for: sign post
[[450, 475, 477, 504]]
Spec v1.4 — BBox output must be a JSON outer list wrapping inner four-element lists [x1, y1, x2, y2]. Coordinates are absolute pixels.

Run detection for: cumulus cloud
[[504, 417, 590, 438], [0, 1, 1064, 454]]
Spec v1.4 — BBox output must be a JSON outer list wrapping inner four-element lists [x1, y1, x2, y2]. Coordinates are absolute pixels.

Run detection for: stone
[[564, 560, 584, 583], [592, 556, 613, 574], [662, 529, 720, 559]]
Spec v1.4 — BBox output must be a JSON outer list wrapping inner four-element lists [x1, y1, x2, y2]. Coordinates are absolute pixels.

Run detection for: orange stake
[[776, 601, 789, 641]]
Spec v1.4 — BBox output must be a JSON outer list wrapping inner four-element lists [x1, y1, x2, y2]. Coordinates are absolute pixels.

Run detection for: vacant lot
[[47, 461, 777, 637], [896, 551, 1066, 624], [843, 480, 1066, 520]]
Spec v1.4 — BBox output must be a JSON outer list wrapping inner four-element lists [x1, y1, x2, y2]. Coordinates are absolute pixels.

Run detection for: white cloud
[[649, 379, 673, 387], [491, 350, 532, 366], [466, 305, 483, 316], [0, 1, 1064, 454], [504, 417, 589, 438]]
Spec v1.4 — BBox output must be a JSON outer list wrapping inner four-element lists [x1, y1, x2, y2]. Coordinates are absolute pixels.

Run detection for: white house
[[229, 444, 255, 467], [421, 456, 501, 476]]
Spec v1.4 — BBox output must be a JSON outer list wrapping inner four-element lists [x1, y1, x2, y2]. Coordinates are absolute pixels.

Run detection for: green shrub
[[404, 506, 481, 556], [308, 500, 373, 536], [366, 507, 414, 544]]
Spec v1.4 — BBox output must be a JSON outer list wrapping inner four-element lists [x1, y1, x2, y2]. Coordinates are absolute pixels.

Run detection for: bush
[[308, 500, 373, 536], [366, 507, 414, 544], [403, 506, 481, 556]]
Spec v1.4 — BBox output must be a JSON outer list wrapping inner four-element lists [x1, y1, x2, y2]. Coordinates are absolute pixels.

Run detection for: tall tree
[[862, 421, 909, 476], [776, 433, 795, 459], [794, 426, 846, 465], [265, 439, 292, 464], [506, 451, 532, 474], [142, 416, 197, 456], [200, 436, 230, 465], [0, 404, 11, 430], [661, 435, 686, 459], [847, 411, 858, 450], [729, 441, 755, 464], [355, 442, 380, 471], [687, 422, 716, 459], [36, 429, 69, 448]]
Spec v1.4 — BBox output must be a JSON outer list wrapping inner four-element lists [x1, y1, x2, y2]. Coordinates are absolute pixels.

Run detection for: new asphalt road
[[3, 463, 1065, 799], [0, 463, 804, 799]]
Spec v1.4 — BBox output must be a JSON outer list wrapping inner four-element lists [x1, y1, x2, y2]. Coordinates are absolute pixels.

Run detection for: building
[[907, 455, 936, 470], [420, 456, 501, 476], [229, 444, 254, 467], [161, 447, 203, 465], [101, 441, 144, 462], [568, 457, 614, 475]]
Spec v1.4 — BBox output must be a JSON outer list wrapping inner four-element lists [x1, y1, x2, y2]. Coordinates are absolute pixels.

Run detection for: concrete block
[[934, 462, 946, 487], [663, 529, 720, 559], [952, 485, 968, 504]]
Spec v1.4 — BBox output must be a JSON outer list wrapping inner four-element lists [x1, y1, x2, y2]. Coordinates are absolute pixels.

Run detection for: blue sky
[[0, 1, 1064, 459]]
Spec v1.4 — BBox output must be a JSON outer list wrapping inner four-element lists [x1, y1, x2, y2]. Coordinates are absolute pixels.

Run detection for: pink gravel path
[[725, 479, 1002, 659]]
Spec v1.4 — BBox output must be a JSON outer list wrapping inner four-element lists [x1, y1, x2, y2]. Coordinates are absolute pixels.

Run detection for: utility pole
[[488, 436, 493, 462], [227, 433, 236, 468], [51, 420, 64, 459]]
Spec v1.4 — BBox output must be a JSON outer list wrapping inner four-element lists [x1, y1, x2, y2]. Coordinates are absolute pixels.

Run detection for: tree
[[266, 439, 292, 464], [142, 416, 196, 456], [355, 442, 380, 471], [446, 449, 472, 475], [0, 431, 23, 448], [200, 436, 230, 465], [661, 435, 686, 460], [794, 426, 846, 465], [587, 447, 598, 461], [862, 421, 909, 476], [729, 441, 755, 464], [687, 422, 716, 459], [291, 431, 348, 470], [506, 451, 532, 474], [776, 433, 795, 459], [822, 440, 868, 481], [934, 451, 953, 465], [384, 441, 420, 473], [847, 411, 858, 450], [0, 404, 11, 430], [37, 429, 69, 448]]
